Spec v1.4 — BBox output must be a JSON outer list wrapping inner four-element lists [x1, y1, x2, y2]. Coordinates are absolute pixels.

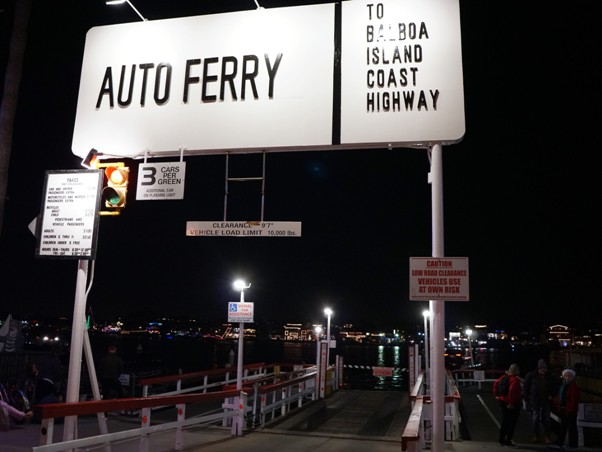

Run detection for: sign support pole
[[234, 288, 246, 436], [429, 144, 445, 451], [63, 259, 89, 442]]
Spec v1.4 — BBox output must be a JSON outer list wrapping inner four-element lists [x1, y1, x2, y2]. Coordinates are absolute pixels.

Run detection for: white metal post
[[63, 259, 89, 442], [429, 144, 445, 452], [233, 280, 249, 436], [423, 310, 430, 388], [236, 290, 245, 390], [324, 308, 332, 368], [314, 326, 322, 399]]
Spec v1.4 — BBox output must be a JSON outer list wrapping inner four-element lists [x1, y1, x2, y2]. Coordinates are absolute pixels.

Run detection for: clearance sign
[[409, 257, 469, 301], [72, 0, 464, 159]]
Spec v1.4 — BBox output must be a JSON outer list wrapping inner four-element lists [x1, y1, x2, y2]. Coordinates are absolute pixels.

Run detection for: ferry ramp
[[4, 386, 601, 451]]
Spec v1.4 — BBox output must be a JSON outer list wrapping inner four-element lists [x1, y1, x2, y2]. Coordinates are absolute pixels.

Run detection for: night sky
[[0, 1, 599, 331]]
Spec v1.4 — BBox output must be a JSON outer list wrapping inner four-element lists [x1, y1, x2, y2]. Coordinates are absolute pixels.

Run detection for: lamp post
[[314, 325, 322, 376], [465, 328, 474, 367], [105, 0, 148, 21], [423, 309, 430, 386], [314, 325, 323, 399], [233, 279, 250, 390], [324, 307, 333, 366]]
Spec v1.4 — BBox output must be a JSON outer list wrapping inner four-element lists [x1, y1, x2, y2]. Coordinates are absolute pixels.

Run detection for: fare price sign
[[228, 302, 254, 323], [36, 170, 102, 259], [186, 221, 301, 237], [409, 257, 469, 301]]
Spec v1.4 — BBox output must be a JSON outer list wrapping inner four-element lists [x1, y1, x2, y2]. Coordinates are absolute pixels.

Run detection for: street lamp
[[233, 279, 250, 390], [105, 0, 148, 21], [324, 307, 333, 366], [423, 309, 430, 385], [314, 325, 323, 370], [465, 328, 474, 367]]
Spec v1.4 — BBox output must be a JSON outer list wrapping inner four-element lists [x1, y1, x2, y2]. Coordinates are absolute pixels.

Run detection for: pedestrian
[[30, 354, 64, 424], [37, 344, 66, 401], [494, 363, 523, 448], [0, 399, 33, 431], [548, 368, 580, 450], [18, 362, 39, 406], [99, 343, 124, 400], [524, 358, 556, 444]]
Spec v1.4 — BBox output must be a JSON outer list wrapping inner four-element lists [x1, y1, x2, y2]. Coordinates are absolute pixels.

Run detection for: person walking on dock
[[99, 343, 124, 400], [548, 368, 580, 450], [524, 358, 556, 444], [494, 363, 523, 448]]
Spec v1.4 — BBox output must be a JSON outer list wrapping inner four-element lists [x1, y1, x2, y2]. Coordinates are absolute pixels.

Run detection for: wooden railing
[[33, 389, 241, 452], [402, 370, 463, 450], [450, 367, 505, 388], [32, 363, 321, 452], [402, 397, 425, 452], [139, 362, 267, 398]]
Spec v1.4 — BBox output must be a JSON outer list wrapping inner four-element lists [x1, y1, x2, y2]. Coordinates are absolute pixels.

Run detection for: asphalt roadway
[[3, 384, 601, 451]]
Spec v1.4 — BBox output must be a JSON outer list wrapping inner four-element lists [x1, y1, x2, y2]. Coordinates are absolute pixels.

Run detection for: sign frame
[[71, 0, 464, 160], [187, 221, 301, 237], [228, 301, 254, 323], [136, 161, 186, 200], [409, 257, 469, 301], [35, 170, 102, 260]]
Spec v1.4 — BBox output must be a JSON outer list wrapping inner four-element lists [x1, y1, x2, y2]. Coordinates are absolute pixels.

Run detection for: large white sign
[[340, 0, 465, 145], [72, 0, 463, 159], [409, 257, 469, 301], [72, 5, 335, 159], [186, 221, 301, 237], [36, 170, 102, 259]]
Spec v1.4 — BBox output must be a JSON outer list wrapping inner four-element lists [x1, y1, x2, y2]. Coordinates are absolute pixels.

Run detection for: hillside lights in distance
[[103, 165, 130, 209]]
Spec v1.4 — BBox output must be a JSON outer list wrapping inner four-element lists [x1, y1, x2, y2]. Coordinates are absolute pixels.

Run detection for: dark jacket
[[99, 351, 124, 381], [523, 368, 555, 410]]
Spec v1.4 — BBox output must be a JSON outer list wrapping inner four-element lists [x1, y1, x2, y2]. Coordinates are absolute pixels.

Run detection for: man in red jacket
[[494, 363, 523, 448]]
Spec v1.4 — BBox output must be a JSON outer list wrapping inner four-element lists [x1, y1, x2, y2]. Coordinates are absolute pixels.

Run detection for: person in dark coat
[[495, 363, 523, 448], [37, 344, 66, 399], [524, 359, 556, 444], [99, 344, 124, 400]]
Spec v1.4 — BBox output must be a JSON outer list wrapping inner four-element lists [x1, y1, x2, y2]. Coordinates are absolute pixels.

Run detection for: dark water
[[88, 335, 556, 392], [471, 344, 557, 375], [89, 335, 410, 390]]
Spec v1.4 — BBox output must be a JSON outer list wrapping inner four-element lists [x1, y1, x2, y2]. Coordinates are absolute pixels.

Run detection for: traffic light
[[102, 164, 129, 212]]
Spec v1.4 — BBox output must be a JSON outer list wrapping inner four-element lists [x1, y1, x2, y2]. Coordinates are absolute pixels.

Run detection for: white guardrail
[[33, 363, 329, 452]]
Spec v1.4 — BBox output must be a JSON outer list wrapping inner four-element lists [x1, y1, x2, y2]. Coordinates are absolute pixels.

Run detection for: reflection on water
[[90, 335, 557, 392], [90, 335, 409, 390], [344, 343, 408, 390]]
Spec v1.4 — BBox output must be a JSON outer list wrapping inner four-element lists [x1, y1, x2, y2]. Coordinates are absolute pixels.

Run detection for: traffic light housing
[[102, 164, 129, 213]]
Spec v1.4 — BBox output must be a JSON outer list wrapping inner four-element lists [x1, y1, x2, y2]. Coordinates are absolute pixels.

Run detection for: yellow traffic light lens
[[106, 166, 128, 184]]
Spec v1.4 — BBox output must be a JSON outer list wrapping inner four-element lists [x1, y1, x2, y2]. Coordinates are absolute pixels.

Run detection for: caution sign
[[136, 162, 186, 200], [409, 257, 469, 301]]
